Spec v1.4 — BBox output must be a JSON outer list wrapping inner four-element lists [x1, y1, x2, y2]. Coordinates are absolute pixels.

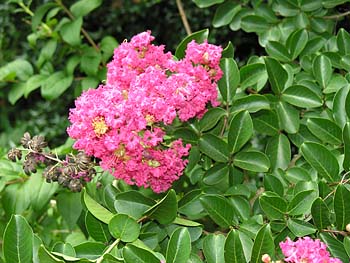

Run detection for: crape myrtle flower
[[67, 31, 223, 193]]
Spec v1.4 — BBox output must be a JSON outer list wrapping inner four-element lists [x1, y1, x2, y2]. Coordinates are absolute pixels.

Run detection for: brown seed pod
[[7, 148, 22, 162], [20, 132, 31, 148]]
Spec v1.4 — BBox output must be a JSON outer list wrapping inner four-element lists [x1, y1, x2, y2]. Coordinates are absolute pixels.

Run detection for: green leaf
[[253, 110, 279, 136], [70, 0, 102, 17], [224, 230, 246, 263], [203, 163, 229, 185], [282, 85, 323, 108], [265, 57, 288, 94], [276, 101, 300, 134], [199, 108, 227, 132], [265, 41, 291, 62], [228, 110, 253, 153], [265, 134, 291, 171], [203, 234, 225, 263], [311, 197, 331, 230], [8, 83, 26, 105], [173, 217, 202, 227], [100, 36, 118, 62], [41, 71, 73, 100], [313, 55, 333, 89], [83, 189, 114, 224], [334, 184, 350, 230], [166, 227, 191, 263], [60, 17, 82, 46], [300, 37, 326, 57], [287, 190, 317, 215], [218, 58, 239, 103], [222, 41, 235, 58], [200, 194, 235, 228], [250, 224, 274, 263], [259, 191, 287, 220], [286, 29, 308, 60], [333, 86, 350, 128], [344, 237, 350, 258], [81, 47, 102, 76], [192, 0, 224, 8], [114, 190, 155, 220], [144, 189, 177, 224], [3, 215, 33, 263], [300, 142, 339, 182], [38, 245, 64, 262], [233, 151, 270, 172], [230, 196, 250, 221], [264, 175, 284, 197], [343, 122, 350, 171], [213, 2, 240, 28], [178, 190, 205, 220], [320, 233, 350, 262], [175, 29, 209, 59], [0, 59, 33, 81], [32, 3, 57, 31], [123, 244, 160, 263], [239, 63, 266, 89], [285, 167, 313, 183], [52, 242, 76, 258], [337, 28, 350, 55], [306, 118, 342, 145], [241, 15, 270, 33], [85, 212, 112, 243], [57, 192, 82, 230], [108, 214, 140, 242], [287, 218, 316, 237], [198, 134, 229, 163], [24, 74, 46, 97], [74, 242, 106, 260], [230, 95, 270, 113]]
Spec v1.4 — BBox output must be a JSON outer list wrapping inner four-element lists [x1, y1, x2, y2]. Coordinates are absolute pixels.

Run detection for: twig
[[176, 0, 192, 35], [322, 229, 349, 237], [95, 238, 120, 263], [324, 10, 350, 19]]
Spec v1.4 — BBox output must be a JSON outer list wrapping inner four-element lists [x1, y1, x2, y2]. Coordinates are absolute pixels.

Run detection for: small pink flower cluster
[[279, 237, 341, 263], [67, 31, 222, 192]]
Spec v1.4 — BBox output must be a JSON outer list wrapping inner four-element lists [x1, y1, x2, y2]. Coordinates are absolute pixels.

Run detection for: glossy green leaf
[[3, 215, 33, 263], [265, 41, 291, 62], [114, 190, 155, 220], [74, 242, 106, 260], [175, 29, 209, 59], [233, 150, 270, 172], [80, 47, 102, 76], [52, 242, 76, 258], [199, 134, 229, 162], [343, 122, 350, 171], [203, 163, 229, 185], [218, 58, 239, 103], [333, 85, 350, 128], [239, 63, 266, 89], [241, 15, 270, 33], [166, 227, 191, 263], [70, 0, 102, 17], [222, 41, 234, 58], [85, 212, 112, 243], [288, 124, 321, 147], [38, 245, 64, 263], [213, 2, 240, 27], [287, 218, 316, 237], [265, 57, 288, 94], [200, 194, 235, 228], [282, 85, 323, 108], [60, 17, 82, 46], [224, 230, 246, 263], [313, 55, 333, 89], [264, 175, 284, 197], [306, 118, 342, 145], [24, 74, 46, 97], [286, 29, 308, 59], [192, 0, 224, 8], [259, 192, 287, 220], [253, 110, 279, 136], [108, 214, 140, 242], [344, 237, 350, 258], [228, 110, 253, 153], [230, 94, 270, 113], [337, 28, 350, 55], [203, 234, 225, 263], [57, 192, 82, 230], [285, 166, 313, 183], [199, 108, 227, 132], [178, 190, 205, 220], [32, 3, 56, 30], [300, 142, 339, 182], [250, 224, 274, 263], [144, 189, 177, 224], [83, 189, 114, 224], [0, 59, 33, 81], [100, 36, 118, 62], [276, 101, 300, 134], [300, 37, 326, 57], [8, 83, 25, 105], [173, 217, 202, 227], [123, 244, 160, 263], [334, 184, 350, 230], [311, 197, 331, 230], [320, 233, 350, 262], [265, 134, 291, 171], [230, 196, 250, 221], [41, 71, 73, 100], [288, 190, 317, 215]]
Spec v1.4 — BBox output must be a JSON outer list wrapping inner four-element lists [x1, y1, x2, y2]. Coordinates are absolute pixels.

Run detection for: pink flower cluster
[[279, 237, 341, 263], [67, 31, 222, 192]]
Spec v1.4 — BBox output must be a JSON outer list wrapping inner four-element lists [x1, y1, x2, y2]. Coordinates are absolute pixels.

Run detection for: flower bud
[[7, 148, 22, 162], [261, 254, 271, 263], [57, 173, 71, 187], [68, 179, 83, 192], [29, 135, 47, 152], [20, 132, 31, 148], [346, 223, 350, 232]]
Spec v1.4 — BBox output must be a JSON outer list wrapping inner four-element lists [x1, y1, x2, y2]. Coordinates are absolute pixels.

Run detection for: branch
[[176, 0, 192, 35], [324, 10, 350, 19]]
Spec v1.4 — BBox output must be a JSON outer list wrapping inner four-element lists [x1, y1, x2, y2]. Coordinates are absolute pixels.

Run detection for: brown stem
[[324, 10, 350, 19], [322, 229, 349, 236], [176, 0, 192, 35]]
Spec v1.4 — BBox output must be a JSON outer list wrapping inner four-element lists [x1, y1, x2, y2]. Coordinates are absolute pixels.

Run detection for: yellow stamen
[[145, 114, 155, 126], [92, 116, 109, 137]]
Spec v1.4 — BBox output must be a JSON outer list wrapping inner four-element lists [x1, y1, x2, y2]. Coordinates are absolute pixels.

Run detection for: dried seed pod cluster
[[7, 132, 96, 192]]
